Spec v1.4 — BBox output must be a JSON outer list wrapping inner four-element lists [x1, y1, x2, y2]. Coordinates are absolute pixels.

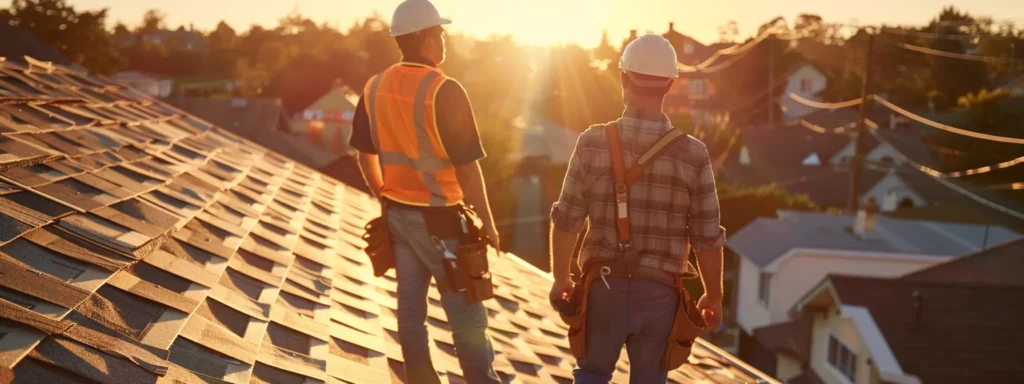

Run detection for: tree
[[0, 0, 124, 74], [257, 41, 289, 72], [717, 20, 739, 43], [208, 21, 237, 49], [757, 16, 788, 36], [138, 9, 165, 35], [926, 6, 989, 108], [593, 30, 619, 69]]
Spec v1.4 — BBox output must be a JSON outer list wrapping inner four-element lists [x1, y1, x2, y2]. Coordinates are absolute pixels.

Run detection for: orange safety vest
[[363, 63, 464, 207]]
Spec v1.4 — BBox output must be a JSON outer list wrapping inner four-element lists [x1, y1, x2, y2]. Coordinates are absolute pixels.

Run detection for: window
[[757, 272, 771, 305], [827, 334, 858, 382], [689, 80, 705, 96], [800, 78, 813, 92]]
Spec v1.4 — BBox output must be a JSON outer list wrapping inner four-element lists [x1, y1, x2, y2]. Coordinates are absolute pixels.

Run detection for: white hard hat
[[619, 34, 679, 80], [390, 0, 452, 37]]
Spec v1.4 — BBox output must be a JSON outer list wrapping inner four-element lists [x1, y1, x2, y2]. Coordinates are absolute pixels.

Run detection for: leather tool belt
[[560, 121, 705, 370], [362, 201, 395, 277], [362, 199, 494, 303]]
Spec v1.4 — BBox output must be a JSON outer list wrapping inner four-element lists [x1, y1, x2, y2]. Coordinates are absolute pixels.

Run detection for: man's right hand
[[696, 294, 723, 331]]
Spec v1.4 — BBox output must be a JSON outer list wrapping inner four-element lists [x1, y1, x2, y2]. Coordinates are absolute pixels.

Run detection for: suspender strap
[[604, 121, 689, 270], [605, 123, 631, 246]]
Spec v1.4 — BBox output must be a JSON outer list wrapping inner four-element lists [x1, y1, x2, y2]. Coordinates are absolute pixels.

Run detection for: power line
[[798, 119, 856, 134], [987, 182, 1024, 191], [881, 38, 1019, 64], [863, 119, 1024, 178], [872, 95, 1024, 144], [880, 27, 1022, 42], [863, 119, 1024, 220], [788, 92, 864, 109]]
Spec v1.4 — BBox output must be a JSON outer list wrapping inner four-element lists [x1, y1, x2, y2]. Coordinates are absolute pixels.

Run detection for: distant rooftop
[[729, 210, 1021, 267]]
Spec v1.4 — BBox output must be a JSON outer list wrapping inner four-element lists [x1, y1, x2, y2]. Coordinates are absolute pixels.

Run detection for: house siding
[[767, 252, 940, 324], [861, 173, 927, 212], [737, 256, 770, 334], [778, 354, 803, 382], [780, 64, 828, 120], [811, 312, 880, 384]]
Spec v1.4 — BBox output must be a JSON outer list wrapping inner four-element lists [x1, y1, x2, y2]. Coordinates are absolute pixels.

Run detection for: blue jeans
[[573, 277, 679, 384], [387, 206, 500, 384]]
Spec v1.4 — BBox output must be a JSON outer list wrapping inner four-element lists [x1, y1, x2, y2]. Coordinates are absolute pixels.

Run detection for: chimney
[[669, 22, 675, 31], [629, 29, 638, 40], [190, 23, 194, 32], [855, 197, 880, 237]]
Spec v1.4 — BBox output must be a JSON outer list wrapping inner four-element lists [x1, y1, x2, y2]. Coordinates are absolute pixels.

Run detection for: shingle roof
[[901, 238, 1024, 287], [827, 275, 1024, 384], [169, 97, 341, 170], [0, 56, 772, 383], [752, 314, 813, 363], [728, 211, 1021, 267]]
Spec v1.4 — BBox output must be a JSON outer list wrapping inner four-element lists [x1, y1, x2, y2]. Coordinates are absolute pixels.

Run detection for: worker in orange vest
[[349, 1, 501, 383]]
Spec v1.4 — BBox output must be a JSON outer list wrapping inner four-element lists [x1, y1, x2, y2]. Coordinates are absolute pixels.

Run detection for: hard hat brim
[[390, 18, 452, 37]]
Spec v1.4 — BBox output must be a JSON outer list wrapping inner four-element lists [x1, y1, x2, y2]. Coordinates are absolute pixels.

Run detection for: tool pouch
[[456, 240, 494, 303], [361, 214, 395, 277], [661, 288, 706, 370], [560, 273, 593, 359]]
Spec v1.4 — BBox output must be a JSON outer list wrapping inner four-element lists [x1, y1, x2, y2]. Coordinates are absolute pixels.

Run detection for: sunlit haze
[[57, 0, 1024, 47]]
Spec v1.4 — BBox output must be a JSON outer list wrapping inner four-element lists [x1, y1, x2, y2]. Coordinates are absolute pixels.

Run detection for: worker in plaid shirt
[[548, 34, 726, 383]]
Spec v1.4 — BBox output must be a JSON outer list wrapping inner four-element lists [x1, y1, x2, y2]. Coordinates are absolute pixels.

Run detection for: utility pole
[[850, 33, 875, 212], [768, 42, 775, 125]]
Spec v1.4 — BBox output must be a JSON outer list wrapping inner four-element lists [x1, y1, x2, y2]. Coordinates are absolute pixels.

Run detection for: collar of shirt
[[622, 106, 671, 124], [400, 56, 437, 68]]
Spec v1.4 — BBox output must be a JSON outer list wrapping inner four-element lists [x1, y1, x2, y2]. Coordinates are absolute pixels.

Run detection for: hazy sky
[[58, 0, 1024, 47]]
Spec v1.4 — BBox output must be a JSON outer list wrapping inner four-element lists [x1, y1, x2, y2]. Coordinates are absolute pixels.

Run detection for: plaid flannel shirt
[[550, 107, 726, 276]]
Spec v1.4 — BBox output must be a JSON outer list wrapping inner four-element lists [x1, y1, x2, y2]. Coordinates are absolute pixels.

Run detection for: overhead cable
[[872, 96, 1024, 144], [884, 39, 1019, 64], [788, 93, 864, 109], [987, 182, 1024, 191], [864, 119, 1024, 220], [799, 119, 856, 134], [679, 27, 812, 75], [863, 119, 1024, 178]]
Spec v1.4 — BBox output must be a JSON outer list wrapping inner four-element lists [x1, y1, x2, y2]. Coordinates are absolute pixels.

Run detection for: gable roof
[[901, 238, 1024, 287], [823, 275, 1024, 384], [0, 56, 772, 383], [728, 211, 1021, 268], [752, 314, 813, 363], [0, 25, 75, 68]]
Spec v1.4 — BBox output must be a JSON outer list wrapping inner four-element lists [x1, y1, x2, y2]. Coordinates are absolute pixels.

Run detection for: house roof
[[169, 97, 341, 169], [0, 25, 75, 68], [0, 56, 773, 383], [824, 275, 1024, 384], [728, 210, 1021, 267], [720, 121, 887, 207], [752, 314, 813, 363], [901, 238, 1024, 287]]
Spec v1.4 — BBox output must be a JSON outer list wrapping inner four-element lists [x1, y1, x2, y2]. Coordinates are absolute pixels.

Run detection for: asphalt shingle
[[0, 56, 772, 383]]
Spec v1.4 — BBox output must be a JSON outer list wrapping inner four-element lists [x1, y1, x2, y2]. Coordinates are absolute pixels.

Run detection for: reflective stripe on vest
[[365, 64, 464, 207]]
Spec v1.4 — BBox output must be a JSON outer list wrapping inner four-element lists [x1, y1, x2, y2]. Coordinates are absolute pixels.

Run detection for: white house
[[728, 210, 1020, 348], [779, 63, 829, 121], [111, 71, 173, 98]]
